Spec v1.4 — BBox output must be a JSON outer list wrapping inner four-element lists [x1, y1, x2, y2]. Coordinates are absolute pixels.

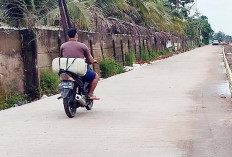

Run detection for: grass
[[0, 68, 60, 111], [149, 51, 159, 61], [160, 49, 171, 55], [0, 81, 28, 111], [136, 49, 160, 62], [139, 49, 150, 61], [0, 82, 7, 110], [136, 48, 172, 62], [188, 45, 196, 49], [6, 93, 27, 106], [0, 94, 7, 110], [100, 58, 125, 78], [125, 50, 136, 66], [40, 69, 60, 95], [168, 46, 176, 52], [0, 93, 27, 111]]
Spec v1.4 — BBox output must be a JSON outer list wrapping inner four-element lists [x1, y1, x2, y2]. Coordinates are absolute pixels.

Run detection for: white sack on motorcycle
[[52, 58, 87, 76]]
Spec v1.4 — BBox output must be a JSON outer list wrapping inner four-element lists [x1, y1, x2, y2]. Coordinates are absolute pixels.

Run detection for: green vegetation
[[0, 88, 6, 110], [185, 15, 214, 45], [160, 49, 171, 55], [138, 49, 150, 62], [0, 99, 13, 111], [0, 81, 28, 111], [149, 51, 159, 61], [6, 94, 27, 106], [0, 0, 215, 44], [125, 51, 136, 66], [167, 46, 175, 53], [214, 31, 232, 43], [137, 49, 171, 62], [188, 45, 196, 49], [0, 93, 27, 111], [40, 69, 60, 95], [100, 59, 125, 78]]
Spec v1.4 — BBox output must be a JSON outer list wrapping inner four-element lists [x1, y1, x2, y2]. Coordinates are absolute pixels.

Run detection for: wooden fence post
[[100, 36, 104, 59], [134, 40, 137, 55], [120, 39, 125, 66], [128, 39, 131, 51], [154, 36, 157, 53], [139, 36, 142, 56], [112, 39, 117, 61], [88, 34, 96, 71], [147, 38, 150, 55], [143, 39, 146, 50]]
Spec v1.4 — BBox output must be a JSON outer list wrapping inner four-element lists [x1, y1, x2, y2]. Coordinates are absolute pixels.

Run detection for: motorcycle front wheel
[[63, 92, 76, 118]]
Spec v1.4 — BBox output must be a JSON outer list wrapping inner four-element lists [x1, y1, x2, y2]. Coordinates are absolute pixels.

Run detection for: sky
[[192, 0, 232, 36]]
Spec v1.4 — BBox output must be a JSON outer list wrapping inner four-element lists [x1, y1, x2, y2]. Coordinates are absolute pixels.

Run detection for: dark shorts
[[82, 68, 96, 83]]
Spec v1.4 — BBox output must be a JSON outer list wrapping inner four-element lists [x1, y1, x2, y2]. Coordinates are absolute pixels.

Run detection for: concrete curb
[[222, 46, 232, 95]]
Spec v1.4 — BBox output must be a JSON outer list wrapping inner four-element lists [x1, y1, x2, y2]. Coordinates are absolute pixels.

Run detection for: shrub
[[125, 51, 136, 66], [0, 82, 6, 110], [0, 95, 7, 111], [188, 45, 195, 49], [138, 49, 150, 61], [0, 93, 27, 111], [0, 102, 11, 111], [100, 59, 125, 78], [6, 94, 27, 106], [168, 46, 176, 52], [160, 49, 171, 55], [40, 69, 60, 95], [149, 51, 159, 61], [0, 81, 28, 111]]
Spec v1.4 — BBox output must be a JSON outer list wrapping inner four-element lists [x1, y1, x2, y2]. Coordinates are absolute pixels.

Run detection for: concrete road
[[0, 46, 232, 157]]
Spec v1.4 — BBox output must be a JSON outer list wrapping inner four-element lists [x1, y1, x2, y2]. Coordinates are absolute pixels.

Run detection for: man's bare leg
[[89, 73, 100, 100]]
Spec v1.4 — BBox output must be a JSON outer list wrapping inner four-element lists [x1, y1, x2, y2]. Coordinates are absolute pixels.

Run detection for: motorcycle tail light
[[60, 73, 75, 81]]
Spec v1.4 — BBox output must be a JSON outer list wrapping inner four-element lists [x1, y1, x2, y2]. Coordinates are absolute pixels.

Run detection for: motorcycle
[[57, 64, 94, 118]]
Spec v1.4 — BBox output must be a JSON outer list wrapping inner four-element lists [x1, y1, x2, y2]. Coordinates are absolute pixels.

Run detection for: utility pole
[[194, 0, 202, 46], [58, 0, 72, 42], [196, 0, 198, 13]]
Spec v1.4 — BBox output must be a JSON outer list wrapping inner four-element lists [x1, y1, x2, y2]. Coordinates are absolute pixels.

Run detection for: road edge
[[222, 46, 232, 96]]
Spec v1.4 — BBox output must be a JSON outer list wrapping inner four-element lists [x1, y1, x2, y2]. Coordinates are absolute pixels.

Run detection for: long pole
[[63, 0, 72, 27], [58, 0, 72, 42]]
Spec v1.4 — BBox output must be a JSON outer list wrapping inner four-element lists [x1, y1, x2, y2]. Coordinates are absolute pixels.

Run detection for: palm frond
[[67, 0, 92, 30]]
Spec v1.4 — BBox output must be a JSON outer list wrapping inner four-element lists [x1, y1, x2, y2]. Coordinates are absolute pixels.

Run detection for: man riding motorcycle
[[60, 27, 100, 100]]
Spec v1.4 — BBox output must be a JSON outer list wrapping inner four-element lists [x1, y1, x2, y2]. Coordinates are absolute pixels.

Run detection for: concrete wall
[[0, 28, 190, 95], [0, 29, 24, 93], [36, 29, 62, 78]]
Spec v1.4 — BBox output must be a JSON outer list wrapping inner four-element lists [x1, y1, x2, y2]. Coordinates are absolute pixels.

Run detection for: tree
[[225, 35, 232, 43], [0, 0, 58, 27], [185, 17, 199, 41], [0, 0, 213, 44], [167, 0, 194, 7], [214, 31, 226, 42], [214, 32, 232, 43], [185, 15, 213, 45], [199, 16, 214, 44]]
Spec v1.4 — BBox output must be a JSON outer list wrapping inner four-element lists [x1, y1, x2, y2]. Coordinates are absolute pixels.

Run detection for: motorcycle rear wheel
[[63, 92, 76, 118], [85, 99, 93, 110]]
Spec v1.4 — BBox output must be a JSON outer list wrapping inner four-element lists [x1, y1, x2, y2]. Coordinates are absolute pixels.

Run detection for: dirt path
[[0, 45, 231, 157]]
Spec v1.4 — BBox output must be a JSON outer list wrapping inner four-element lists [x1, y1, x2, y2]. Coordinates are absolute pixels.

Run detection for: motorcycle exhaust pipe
[[76, 95, 87, 106]]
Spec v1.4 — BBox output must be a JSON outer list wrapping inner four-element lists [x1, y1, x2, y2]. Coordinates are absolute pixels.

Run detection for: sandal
[[89, 95, 100, 100]]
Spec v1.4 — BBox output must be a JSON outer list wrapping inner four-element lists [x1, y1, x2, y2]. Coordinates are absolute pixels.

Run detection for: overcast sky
[[193, 0, 232, 36]]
